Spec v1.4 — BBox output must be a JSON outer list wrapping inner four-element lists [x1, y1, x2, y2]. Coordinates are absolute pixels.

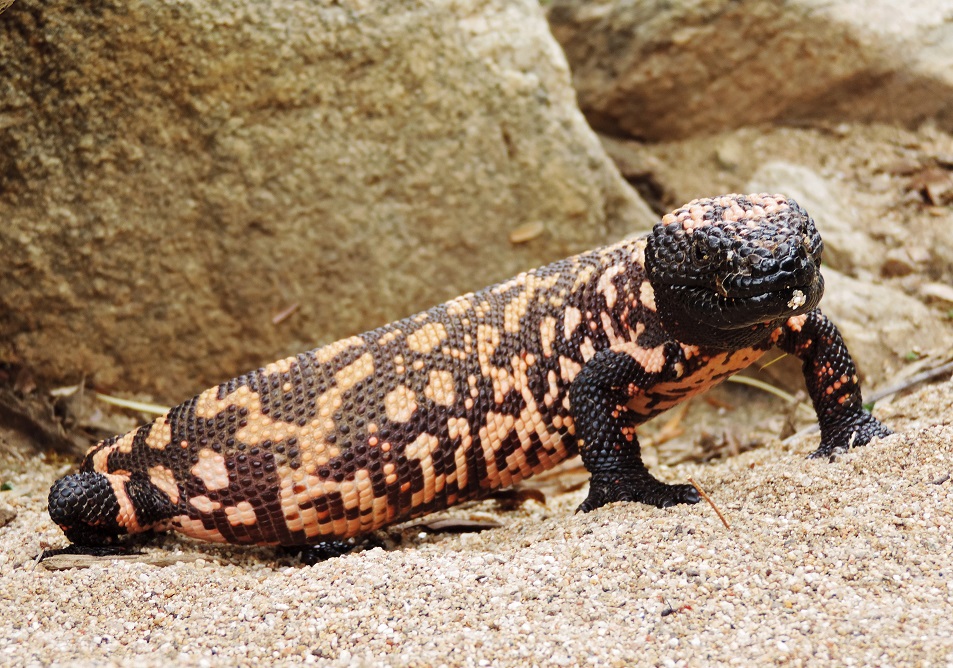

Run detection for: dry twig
[[687, 477, 730, 529]]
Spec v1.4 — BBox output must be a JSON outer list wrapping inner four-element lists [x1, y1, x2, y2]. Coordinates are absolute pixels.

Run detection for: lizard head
[[644, 193, 824, 348]]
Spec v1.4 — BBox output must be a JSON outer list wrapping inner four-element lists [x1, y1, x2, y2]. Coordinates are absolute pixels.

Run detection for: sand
[[1, 379, 951, 667]]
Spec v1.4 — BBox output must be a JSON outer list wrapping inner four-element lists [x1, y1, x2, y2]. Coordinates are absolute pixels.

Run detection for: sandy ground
[[1, 377, 951, 667]]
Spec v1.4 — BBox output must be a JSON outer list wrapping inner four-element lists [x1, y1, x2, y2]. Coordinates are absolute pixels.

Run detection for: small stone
[[509, 221, 545, 244], [0, 505, 16, 529], [920, 282, 953, 305], [714, 138, 745, 171], [880, 248, 916, 277]]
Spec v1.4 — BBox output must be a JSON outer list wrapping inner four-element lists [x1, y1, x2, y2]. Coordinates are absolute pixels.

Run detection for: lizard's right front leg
[[571, 347, 700, 513]]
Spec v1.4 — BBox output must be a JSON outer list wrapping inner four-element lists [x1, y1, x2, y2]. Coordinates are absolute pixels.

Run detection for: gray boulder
[[548, 0, 953, 140], [0, 0, 652, 400]]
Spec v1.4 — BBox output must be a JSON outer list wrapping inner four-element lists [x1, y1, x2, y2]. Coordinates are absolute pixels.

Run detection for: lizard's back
[[77, 239, 651, 544]]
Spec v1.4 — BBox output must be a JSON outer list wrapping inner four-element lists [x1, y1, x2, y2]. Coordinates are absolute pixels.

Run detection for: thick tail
[[48, 471, 178, 546]]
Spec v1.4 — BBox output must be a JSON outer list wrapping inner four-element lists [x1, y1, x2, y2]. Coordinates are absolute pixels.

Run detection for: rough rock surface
[[548, 0, 953, 141], [0, 0, 651, 401], [0, 1, 15, 16]]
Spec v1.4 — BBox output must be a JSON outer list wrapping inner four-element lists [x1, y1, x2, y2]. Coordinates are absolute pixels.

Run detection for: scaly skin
[[48, 193, 890, 550]]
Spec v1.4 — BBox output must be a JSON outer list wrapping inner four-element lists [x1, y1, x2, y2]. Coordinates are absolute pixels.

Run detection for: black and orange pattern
[[48, 194, 890, 549]]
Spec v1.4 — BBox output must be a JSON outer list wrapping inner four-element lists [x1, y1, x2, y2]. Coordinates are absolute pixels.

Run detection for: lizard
[[47, 193, 891, 554]]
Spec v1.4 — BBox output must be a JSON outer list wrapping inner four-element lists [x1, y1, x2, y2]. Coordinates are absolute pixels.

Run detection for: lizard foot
[[577, 474, 700, 513], [810, 412, 893, 459]]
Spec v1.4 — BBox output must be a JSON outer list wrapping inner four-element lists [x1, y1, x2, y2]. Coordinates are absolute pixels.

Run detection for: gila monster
[[48, 193, 891, 552]]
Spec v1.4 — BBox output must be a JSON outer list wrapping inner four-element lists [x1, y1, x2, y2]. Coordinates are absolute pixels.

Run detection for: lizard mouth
[[685, 247, 825, 328], [710, 244, 822, 299], [647, 229, 825, 330], [665, 271, 824, 330]]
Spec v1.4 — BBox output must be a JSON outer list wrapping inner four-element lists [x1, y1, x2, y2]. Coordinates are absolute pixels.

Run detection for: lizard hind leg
[[48, 471, 178, 546], [571, 348, 700, 513]]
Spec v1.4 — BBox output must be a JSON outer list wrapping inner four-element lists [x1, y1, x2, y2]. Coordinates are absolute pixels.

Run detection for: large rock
[[0, 0, 652, 401], [547, 0, 953, 141]]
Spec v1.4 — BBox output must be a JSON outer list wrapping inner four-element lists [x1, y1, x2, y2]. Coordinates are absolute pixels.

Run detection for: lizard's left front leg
[[775, 309, 892, 458], [571, 347, 700, 512]]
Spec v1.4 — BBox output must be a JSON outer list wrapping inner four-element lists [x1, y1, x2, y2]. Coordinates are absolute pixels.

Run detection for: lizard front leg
[[571, 347, 700, 512], [774, 309, 892, 458]]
